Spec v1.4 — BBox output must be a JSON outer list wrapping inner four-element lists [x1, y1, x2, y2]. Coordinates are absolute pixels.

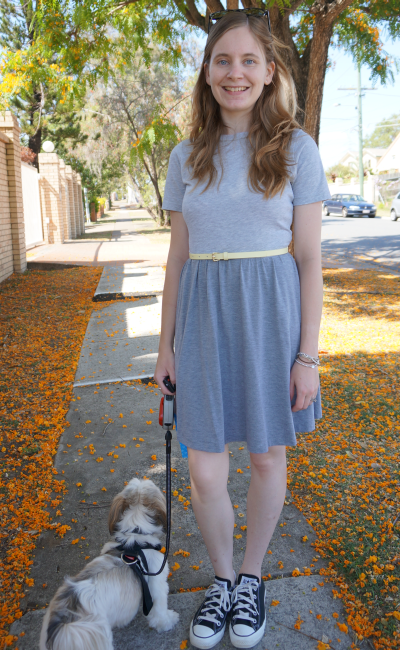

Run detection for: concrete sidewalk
[[10, 267, 367, 650], [27, 208, 170, 269], [11, 376, 355, 649]]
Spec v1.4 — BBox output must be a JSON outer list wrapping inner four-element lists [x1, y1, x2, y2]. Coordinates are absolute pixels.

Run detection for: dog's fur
[[40, 478, 179, 650]]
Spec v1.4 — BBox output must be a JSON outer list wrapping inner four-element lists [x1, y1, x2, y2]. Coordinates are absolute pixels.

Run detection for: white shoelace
[[196, 583, 231, 626], [232, 582, 259, 623]]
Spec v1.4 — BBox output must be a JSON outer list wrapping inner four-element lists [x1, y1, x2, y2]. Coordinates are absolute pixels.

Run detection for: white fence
[[21, 161, 43, 249], [327, 176, 376, 204]]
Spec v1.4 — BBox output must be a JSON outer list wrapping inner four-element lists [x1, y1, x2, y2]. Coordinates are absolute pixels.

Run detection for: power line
[[338, 64, 376, 196]]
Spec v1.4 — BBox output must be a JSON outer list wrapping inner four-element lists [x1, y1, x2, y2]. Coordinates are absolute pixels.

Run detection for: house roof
[[339, 151, 358, 165], [376, 132, 400, 171], [363, 148, 386, 157]]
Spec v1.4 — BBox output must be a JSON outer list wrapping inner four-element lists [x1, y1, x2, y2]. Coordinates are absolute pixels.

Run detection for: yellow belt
[[189, 247, 288, 261]]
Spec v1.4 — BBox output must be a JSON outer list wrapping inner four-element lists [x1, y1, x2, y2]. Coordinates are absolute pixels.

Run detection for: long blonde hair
[[187, 12, 301, 198]]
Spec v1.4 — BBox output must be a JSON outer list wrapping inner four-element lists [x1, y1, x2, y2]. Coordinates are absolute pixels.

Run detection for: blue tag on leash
[[174, 412, 188, 458]]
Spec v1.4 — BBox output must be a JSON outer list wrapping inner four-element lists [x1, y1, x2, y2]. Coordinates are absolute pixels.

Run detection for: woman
[[154, 9, 330, 649]]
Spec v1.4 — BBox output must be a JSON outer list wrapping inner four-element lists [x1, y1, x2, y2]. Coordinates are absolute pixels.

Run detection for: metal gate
[[21, 161, 43, 249]]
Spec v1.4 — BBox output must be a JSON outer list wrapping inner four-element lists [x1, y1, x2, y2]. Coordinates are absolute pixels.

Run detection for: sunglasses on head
[[208, 8, 271, 35]]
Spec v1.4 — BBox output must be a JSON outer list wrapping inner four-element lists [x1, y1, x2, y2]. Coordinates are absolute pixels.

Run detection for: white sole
[[229, 618, 266, 648], [189, 621, 226, 649]]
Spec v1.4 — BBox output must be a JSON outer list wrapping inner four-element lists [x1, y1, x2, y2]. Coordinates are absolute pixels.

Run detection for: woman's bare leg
[[188, 444, 235, 584], [239, 445, 287, 580]]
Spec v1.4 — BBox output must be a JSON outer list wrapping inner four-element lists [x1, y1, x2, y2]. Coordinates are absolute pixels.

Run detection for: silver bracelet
[[295, 358, 319, 369], [296, 352, 320, 366]]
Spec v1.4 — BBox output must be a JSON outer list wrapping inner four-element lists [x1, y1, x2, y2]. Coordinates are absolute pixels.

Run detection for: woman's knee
[[250, 446, 286, 475], [188, 447, 229, 496]]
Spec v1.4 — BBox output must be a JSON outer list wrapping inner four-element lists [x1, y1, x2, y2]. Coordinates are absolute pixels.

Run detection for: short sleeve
[[290, 131, 331, 206], [162, 144, 186, 212]]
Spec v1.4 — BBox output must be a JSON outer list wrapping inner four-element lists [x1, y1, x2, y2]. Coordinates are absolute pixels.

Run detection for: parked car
[[323, 194, 376, 218], [390, 192, 400, 221]]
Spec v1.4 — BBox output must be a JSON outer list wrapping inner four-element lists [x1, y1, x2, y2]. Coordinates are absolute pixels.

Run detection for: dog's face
[[108, 478, 167, 536]]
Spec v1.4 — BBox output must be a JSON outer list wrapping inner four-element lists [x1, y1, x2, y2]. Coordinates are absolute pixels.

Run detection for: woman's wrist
[[298, 341, 319, 358], [158, 340, 175, 355]]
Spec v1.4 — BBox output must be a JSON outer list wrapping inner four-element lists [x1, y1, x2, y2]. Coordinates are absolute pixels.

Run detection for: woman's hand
[[154, 347, 176, 396], [290, 361, 319, 412]]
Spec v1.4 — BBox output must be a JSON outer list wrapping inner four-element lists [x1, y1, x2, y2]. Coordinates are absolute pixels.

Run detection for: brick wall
[[0, 134, 13, 283], [0, 112, 27, 283], [38, 153, 65, 244], [65, 165, 77, 239]]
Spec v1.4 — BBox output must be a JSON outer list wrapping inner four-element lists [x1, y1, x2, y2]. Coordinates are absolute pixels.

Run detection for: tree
[[364, 113, 400, 149], [325, 162, 357, 182], [61, 100, 129, 204], [0, 0, 87, 162], [91, 51, 185, 222], [2, 1, 399, 147]]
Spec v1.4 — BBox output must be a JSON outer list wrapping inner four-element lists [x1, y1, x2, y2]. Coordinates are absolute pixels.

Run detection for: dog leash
[[118, 378, 174, 615]]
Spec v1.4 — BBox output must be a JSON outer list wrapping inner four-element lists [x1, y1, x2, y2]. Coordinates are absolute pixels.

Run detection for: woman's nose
[[227, 64, 243, 79]]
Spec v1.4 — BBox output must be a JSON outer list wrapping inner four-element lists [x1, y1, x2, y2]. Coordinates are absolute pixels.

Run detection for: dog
[[40, 478, 179, 650]]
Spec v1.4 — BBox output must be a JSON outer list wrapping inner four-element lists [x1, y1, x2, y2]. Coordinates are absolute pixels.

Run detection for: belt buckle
[[211, 252, 219, 262]]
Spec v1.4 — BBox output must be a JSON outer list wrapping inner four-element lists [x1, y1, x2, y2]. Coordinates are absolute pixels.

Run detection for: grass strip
[[288, 268, 400, 649], [0, 268, 103, 647]]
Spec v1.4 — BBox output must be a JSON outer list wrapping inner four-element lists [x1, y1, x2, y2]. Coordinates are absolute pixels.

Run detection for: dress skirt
[[174, 252, 322, 454]]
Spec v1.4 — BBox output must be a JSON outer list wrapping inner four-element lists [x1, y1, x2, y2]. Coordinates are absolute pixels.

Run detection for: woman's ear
[[265, 61, 275, 85], [204, 63, 211, 86]]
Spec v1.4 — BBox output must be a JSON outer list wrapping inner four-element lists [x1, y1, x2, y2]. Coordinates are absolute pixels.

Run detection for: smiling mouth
[[223, 86, 249, 93]]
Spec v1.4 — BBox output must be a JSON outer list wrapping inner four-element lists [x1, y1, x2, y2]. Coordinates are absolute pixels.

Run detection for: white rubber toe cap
[[192, 624, 215, 639], [231, 624, 254, 637]]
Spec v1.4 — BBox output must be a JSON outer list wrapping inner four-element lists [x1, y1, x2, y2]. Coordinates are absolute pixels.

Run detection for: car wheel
[[323, 206, 329, 216], [368, 213, 376, 218], [342, 207, 348, 218], [391, 210, 398, 222]]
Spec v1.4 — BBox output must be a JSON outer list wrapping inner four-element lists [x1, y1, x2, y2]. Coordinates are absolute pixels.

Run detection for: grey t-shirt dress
[[162, 129, 330, 454]]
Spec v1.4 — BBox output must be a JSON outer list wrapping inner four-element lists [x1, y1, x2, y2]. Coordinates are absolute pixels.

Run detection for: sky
[[319, 38, 400, 169]]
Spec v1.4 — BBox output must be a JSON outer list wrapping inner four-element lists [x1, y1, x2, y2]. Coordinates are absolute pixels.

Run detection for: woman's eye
[[245, 59, 255, 65], [217, 59, 228, 65]]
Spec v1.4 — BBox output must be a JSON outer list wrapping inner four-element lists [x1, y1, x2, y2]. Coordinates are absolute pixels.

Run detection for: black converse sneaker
[[229, 573, 266, 648], [189, 574, 235, 649]]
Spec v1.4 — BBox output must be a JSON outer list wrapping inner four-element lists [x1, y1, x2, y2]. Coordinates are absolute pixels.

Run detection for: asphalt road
[[321, 213, 400, 273]]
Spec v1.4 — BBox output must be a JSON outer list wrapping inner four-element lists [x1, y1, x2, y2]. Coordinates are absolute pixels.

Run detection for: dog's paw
[[148, 609, 179, 632]]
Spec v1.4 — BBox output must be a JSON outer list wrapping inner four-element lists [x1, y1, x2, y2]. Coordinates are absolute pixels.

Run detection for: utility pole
[[357, 61, 363, 195], [338, 61, 376, 197]]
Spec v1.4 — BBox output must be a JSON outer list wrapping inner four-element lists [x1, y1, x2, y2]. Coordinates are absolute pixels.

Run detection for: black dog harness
[[117, 428, 172, 616]]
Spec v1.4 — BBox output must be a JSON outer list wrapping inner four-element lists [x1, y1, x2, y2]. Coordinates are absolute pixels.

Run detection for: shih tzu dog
[[40, 478, 179, 650]]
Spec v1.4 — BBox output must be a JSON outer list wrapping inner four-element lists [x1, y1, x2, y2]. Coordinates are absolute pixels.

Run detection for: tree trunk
[[28, 127, 42, 169], [269, 6, 311, 127], [303, 17, 333, 145]]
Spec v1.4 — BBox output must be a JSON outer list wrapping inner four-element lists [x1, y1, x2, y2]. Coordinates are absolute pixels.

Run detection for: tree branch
[[186, 0, 206, 29], [310, 0, 354, 23], [204, 0, 224, 14], [284, 0, 306, 15], [172, 0, 204, 28], [240, 0, 260, 8]]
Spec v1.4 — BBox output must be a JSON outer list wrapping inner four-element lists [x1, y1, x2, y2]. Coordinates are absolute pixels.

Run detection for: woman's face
[[205, 25, 275, 120]]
